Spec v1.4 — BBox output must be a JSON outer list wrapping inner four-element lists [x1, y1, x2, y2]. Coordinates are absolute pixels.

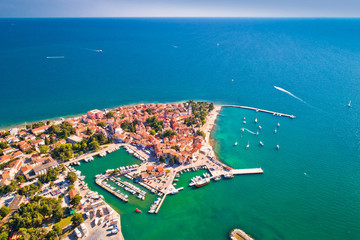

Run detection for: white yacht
[[241, 128, 244, 133], [234, 142, 238, 146], [246, 142, 250, 149], [348, 100, 351, 107], [274, 129, 277, 134], [243, 120, 246, 124], [259, 141, 264, 146], [276, 145, 280, 150], [256, 131, 259, 135], [277, 123, 280, 127], [258, 125, 262, 130], [254, 118, 258, 123]]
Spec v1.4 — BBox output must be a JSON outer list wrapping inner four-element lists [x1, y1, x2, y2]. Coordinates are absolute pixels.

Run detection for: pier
[[222, 105, 295, 119], [231, 168, 263, 175], [155, 194, 167, 214], [95, 177, 129, 202]]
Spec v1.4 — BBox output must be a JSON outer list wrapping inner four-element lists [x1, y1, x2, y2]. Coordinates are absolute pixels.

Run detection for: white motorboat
[[234, 142, 238, 146], [276, 145, 280, 150], [255, 118, 258, 123], [259, 141, 264, 146]]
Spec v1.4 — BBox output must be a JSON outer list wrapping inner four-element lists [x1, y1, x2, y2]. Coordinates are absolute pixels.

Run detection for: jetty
[[231, 168, 263, 175], [222, 105, 295, 119], [155, 194, 167, 214]]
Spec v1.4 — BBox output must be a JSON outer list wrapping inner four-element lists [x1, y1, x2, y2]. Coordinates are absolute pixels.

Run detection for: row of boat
[[84, 156, 94, 162], [99, 152, 107, 157], [107, 145, 120, 153], [101, 181, 128, 202], [148, 197, 162, 214], [138, 181, 163, 196], [113, 176, 147, 195], [124, 145, 147, 161]]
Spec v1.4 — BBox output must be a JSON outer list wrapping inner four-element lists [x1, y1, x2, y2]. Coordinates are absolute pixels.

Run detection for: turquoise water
[[3, 18, 360, 239]]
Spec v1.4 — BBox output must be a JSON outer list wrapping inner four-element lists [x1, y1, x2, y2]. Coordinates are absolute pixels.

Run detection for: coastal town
[[0, 101, 265, 239]]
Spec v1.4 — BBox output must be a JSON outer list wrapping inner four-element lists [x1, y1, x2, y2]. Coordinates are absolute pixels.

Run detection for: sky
[[0, 0, 360, 18]]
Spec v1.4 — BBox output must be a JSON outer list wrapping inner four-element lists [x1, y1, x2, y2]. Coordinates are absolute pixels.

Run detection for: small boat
[[259, 141, 264, 146], [241, 128, 244, 133], [243, 120, 246, 124], [274, 129, 277, 134], [276, 145, 280, 150], [256, 131, 259, 135], [234, 142, 238, 146], [246, 142, 250, 149], [277, 123, 280, 127], [195, 178, 210, 187], [135, 208, 142, 213], [348, 100, 351, 107], [254, 118, 258, 123], [214, 176, 221, 181], [223, 173, 234, 179], [258, 125, 262, 130]]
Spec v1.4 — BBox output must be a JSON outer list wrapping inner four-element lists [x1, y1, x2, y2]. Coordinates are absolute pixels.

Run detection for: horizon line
[[1, 16, 360, 19]]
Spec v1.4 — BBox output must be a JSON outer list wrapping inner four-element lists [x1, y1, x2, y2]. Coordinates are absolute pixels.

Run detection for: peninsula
[[0, 101, 266, 239]]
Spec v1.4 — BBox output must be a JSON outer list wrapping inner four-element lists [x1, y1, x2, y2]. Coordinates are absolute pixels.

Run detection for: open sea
[[2, 18, 360, 239]]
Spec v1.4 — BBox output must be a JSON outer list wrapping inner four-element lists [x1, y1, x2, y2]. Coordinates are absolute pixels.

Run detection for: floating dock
[[222, 105, 295, 119]]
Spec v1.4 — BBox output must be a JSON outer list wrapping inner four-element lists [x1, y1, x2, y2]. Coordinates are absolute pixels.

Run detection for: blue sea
[[2, 18, 360, 239]]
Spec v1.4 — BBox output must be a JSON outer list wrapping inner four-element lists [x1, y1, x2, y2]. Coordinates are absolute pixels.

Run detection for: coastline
[[0, 99, 210, 130]]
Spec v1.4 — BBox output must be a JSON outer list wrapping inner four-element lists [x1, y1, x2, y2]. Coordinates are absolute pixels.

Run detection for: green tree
[[0, 206, 11, 219], [71, 213, 84, 227], [16, 175, 25, 183], [0, 141, 8, 149], [97, 122, 106, 128], [70, 194, 82, 208], [106, 111, 114, 118], [159, 155, 166, 163], [0, 231, 9, 240], [168, 156, 175, 166], [39, 145, 49, 154], [45, 137, 50, 145], [66, 171, 77, 184], [50, 136, 55, 144], [196, 130, 206, 138], [51, 144, 73, 161], [86, 128, 92, 135], [162, 130, 176, 138]]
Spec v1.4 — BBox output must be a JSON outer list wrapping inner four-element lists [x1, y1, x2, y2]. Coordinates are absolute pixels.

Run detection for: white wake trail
[[274, 86, 306, 103], [244, 128, 256, 135]]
